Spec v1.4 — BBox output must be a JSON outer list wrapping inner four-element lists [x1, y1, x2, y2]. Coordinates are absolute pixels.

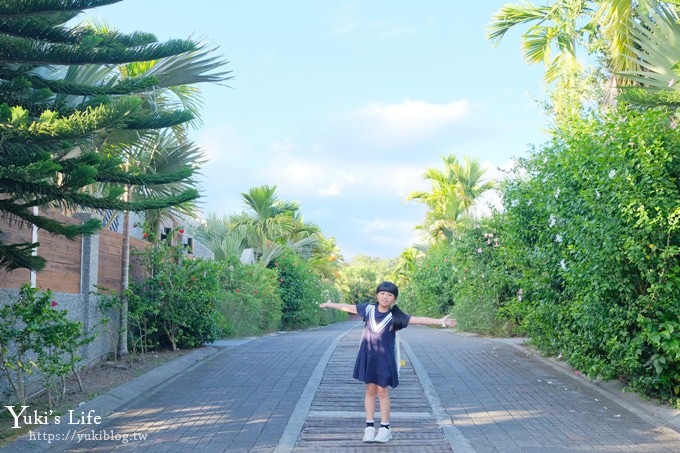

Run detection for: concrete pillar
[[74, 213, 100, 362]]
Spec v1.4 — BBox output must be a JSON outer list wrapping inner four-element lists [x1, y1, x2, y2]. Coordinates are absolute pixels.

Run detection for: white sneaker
[[363, 426, 375, 442], [375, 427, 393, 443]]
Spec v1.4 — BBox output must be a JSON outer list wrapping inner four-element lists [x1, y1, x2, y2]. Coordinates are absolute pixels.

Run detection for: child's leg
[[376, 385, 391, 425], [364, 383, 378, 421]]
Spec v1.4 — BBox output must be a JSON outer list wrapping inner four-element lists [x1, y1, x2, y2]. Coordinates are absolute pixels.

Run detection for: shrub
[[217, 256, 282, 337], [0, 286, 93, 407], [399, 216, 517, 336], [448, 216, 517, 336], [399, 245, 458, 318], [502, 106, 680, 404], [130, 232, 220, 351], [274, 250, 324, 330]]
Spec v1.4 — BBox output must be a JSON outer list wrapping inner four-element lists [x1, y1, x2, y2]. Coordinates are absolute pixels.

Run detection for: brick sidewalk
[[401, 327, 680, 452], [4, 323, 350, 453], [4, 321, 680, 452], [294, 327, 454, 452]]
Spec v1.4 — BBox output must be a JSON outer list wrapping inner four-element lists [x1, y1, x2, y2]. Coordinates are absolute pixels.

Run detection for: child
[[319, 281, 457, 443]]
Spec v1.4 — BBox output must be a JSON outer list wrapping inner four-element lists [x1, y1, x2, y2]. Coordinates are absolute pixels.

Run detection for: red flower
[[235, 289, 240, 293], [279, 278, 284, 282], [274, 262, 279, 267], [143, 233, 149, 238], [179, 229, 185, 234], [50, 301, 58, 307]]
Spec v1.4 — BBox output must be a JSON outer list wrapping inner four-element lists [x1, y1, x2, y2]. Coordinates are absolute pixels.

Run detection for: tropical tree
[[194, 213, 249, 261], [308, 234, 344, 281], [487, 0, 652, 120], [0, 0, 226, 272], [617, 2, 680, 107], [406, 155, 494, 243], [229, 185, 321, 266], [388, 246, 420, 287], [338, 255, 393, 305], [78, 48, 228, 356]]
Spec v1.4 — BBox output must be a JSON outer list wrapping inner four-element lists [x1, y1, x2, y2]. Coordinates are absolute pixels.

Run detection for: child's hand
[[441, 315, 457, 328], [319, 300, 332, 309]]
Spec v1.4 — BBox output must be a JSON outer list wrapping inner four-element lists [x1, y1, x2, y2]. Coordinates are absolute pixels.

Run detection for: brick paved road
[[295, 327, 455, 452], [402, 327, 680, 452], [5, 321, 680, 452]]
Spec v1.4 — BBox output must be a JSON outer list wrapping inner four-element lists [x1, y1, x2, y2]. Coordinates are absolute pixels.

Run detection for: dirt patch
[[0, 348, 191, 447]]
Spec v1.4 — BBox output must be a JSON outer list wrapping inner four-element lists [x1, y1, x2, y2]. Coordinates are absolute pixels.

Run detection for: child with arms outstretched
[[319, 281, 457, 443]]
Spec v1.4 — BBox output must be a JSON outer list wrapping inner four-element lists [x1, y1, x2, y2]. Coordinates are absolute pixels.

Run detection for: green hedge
[[502, 106, 680, 403], [216, 256, 282, 337]]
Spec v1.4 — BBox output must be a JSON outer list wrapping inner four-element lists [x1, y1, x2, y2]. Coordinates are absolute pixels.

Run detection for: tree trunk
[[118, 187, 130, 356]]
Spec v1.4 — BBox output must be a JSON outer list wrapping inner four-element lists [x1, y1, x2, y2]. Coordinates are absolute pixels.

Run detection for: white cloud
[[261, 153, 426, 200], [318, 171, 365, 196], [360, 218, 422, 247], [271, 139, 296, 153], [197, 125, 249, 163], [352, 99, 471, 147]]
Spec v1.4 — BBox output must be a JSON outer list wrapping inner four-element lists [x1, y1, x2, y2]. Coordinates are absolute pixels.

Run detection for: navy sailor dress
[[353, 303, 411, 388]]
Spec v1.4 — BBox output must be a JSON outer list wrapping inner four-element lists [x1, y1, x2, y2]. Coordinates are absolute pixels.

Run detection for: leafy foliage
[[502, 106, 680, 403], [399, 245, 458, 318], [0, 1, 228, 272], [274, 249, 328, 330], [338, 255, 393, 305], [217, 255, 282, 337], [129, 230, 219, 351], [0, 285, 94, 407]]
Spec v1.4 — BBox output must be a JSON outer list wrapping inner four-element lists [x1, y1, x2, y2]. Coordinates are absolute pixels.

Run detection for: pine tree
[[0, 0, 228, 272]]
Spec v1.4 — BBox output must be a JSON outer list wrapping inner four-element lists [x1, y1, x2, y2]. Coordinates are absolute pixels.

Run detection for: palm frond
[[487, 2, 551, 45], [619, 3, 680, 90]]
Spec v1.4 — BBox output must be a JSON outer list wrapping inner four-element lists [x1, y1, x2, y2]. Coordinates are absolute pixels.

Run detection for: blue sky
[[82, 1, 550, 261]]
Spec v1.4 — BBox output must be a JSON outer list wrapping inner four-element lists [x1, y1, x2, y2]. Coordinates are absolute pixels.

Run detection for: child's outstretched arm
[[319, 300, 358, 315], [409, 315, 457, 328]]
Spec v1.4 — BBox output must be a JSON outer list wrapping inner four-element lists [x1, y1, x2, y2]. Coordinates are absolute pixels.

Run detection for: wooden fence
[[0, 210, 147, 293]]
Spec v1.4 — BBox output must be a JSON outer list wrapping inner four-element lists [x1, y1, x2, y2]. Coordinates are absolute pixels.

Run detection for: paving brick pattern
[[7, 321, 680, 453], [401, 327, 680, 453], [37, 323, 350, 453], [295, 327, 453, 452]]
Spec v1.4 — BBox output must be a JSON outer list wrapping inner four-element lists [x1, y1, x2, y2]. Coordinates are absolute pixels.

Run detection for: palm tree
[[487, 0, 650, 120], [617, 2, 680, 106], [389, 247, 420, 287], [308, 234, 344, 281], [227, 185, 321, 266], [488, 0, 589, 120], [407, 155, 494, 243], [50, 20, 231, 355], [194, 213, 249, 261]]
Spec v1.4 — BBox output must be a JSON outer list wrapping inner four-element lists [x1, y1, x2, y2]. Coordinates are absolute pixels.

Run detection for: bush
[[399, 245, 458, 318], [217, 256, 282, 337], [273, 250, 324, 330], [448, 217, 517, 336], [502, 106, 680, 404], [0, 286, 93, 407], [399, 216, 516, 336], [130, 233, 220, 351]]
